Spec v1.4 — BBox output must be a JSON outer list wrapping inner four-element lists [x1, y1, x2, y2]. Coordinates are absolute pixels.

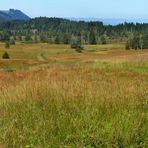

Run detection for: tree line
[[0, 17, 148, 49]]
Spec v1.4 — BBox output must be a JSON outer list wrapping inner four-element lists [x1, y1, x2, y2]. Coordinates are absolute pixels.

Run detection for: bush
[[2, 51, 10, 59], [71, 44, 83, 53], [3, 66, 14, 72], [71, 42, 77, 49], [100, 36, 107, 44], [25, 35, 32, 41], [9, 39, 15, 45], [5, 42, 10, 48], [71, 41, 84, 53], [125, 41, 130, 50]]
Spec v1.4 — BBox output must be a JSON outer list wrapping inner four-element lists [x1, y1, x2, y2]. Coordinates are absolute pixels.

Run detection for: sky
[[0, 0, 148, 19]]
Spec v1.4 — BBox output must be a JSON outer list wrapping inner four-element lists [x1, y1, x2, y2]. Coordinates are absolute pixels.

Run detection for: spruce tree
[[2, 52, 10, 59], [89, 31, 97, 45]]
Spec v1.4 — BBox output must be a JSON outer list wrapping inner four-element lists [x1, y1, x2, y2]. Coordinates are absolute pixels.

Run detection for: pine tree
[[89, 31, 97, 45], [2, 51, 10, 59], [143, 34, 148, 49]]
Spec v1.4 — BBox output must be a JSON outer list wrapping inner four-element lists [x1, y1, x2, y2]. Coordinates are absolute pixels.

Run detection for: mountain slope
[[0, 9, 30, 21]]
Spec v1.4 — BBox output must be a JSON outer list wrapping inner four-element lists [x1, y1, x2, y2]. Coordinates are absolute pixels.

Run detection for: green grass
[[92, 62, 148, 74], [0, 43, 75, 58], [1, 97, 147, 147], [84, 43, 125, 52]]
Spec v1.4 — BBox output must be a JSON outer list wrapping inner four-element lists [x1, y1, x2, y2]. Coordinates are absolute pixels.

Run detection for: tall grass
[[0, 65, 148, 147]]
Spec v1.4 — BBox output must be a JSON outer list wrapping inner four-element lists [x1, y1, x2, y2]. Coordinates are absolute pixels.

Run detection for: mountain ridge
[[0, 9, 30, 21], [0, 9, 148, 25]]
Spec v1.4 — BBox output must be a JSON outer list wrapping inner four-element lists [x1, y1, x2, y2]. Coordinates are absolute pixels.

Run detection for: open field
[[0, 43, 148, 147]]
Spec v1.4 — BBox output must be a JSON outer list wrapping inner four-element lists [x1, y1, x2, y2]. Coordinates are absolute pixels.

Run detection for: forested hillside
[[0, 17, 148, 49]]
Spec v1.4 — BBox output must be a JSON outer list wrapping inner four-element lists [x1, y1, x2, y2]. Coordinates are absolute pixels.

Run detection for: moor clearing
[[0, 42, 148, 147]]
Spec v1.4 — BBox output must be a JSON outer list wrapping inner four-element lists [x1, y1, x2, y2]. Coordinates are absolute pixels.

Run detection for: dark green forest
[[0, 17, 148, 49]]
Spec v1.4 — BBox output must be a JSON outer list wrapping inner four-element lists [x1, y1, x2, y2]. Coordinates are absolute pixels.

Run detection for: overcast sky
[[0, 0, 148, 19]]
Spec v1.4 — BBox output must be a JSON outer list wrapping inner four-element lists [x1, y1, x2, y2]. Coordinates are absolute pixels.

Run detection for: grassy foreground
[[0, 43, 148, 147]]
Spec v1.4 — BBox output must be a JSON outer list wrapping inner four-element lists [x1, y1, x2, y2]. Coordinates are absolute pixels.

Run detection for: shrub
[[5, 42, 10, 48], [3, 66, 14, 72], [125, 41, 130, 50], [100, 36, 107, 44], [71, 40, 84, 53], [71, 42, 77, 49], [9, 39, 15, 45]]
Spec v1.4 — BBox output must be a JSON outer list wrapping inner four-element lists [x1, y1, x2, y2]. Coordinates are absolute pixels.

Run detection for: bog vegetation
[[0, 18, 148, 147]]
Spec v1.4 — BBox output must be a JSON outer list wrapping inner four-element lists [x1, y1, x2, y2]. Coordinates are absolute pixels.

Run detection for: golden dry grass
[[0, 43, 148, 147]]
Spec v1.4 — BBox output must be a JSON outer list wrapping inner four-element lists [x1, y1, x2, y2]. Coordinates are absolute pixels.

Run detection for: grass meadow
[[0, 42, 148, 147]]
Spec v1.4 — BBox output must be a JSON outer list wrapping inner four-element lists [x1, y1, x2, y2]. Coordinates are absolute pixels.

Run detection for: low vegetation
[[0, 42, 148, 147]]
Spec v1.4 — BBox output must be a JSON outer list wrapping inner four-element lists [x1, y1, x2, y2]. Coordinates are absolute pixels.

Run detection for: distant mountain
[[0, 9, 147, 25], [0, 9, 30, 21], [67, 17, 148, 25]]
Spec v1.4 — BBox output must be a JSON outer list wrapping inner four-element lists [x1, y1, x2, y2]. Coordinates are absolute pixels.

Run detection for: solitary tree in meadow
[[2, 51, 10, 59]]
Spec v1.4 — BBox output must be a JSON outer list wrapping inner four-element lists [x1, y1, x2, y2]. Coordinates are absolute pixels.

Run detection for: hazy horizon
[[0, 0, 148, 19]]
